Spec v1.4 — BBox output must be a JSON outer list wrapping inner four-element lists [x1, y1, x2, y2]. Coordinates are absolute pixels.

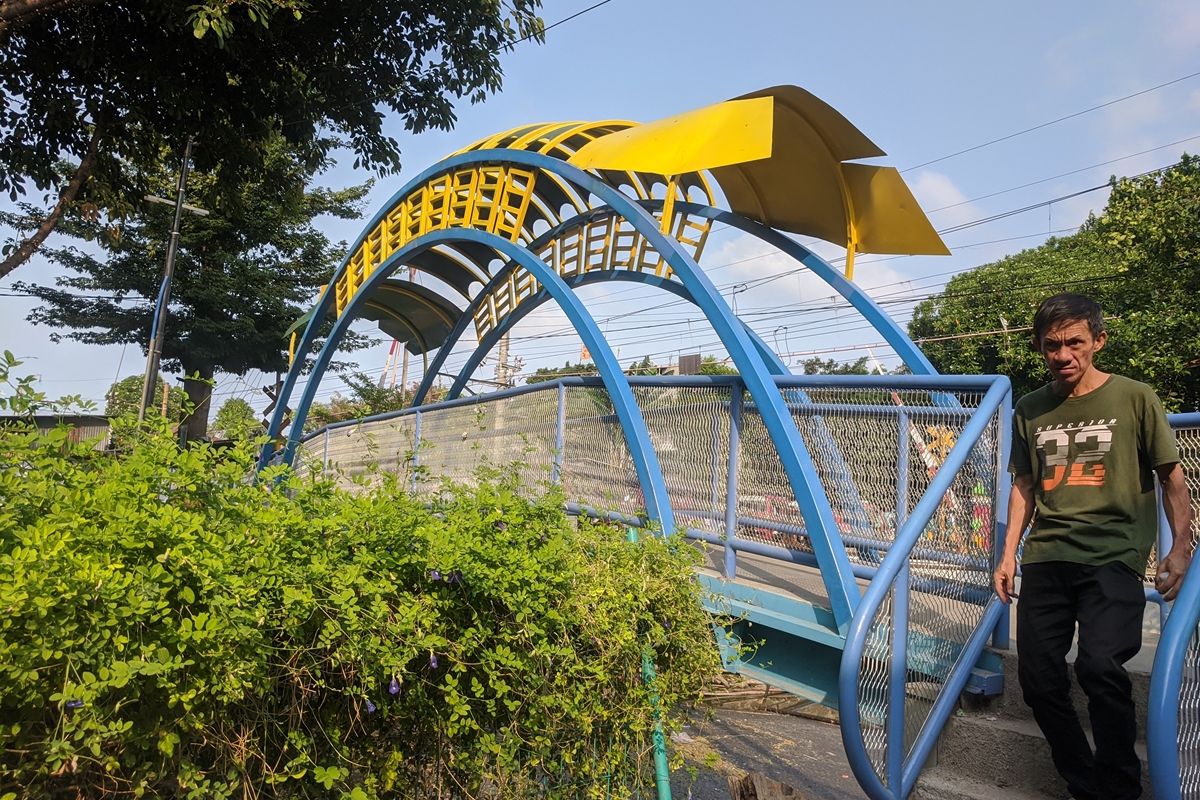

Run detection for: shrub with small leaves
[[0, 409, 719, 798]]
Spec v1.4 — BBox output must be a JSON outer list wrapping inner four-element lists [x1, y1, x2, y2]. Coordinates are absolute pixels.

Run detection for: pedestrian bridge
[[259, 86, 1200, 799]]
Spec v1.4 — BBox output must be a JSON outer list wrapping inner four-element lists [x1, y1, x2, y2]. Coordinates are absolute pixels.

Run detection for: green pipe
[[626, 527, 672, 800]]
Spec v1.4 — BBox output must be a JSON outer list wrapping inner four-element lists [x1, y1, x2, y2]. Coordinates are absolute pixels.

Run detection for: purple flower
[[447, 569, 463, 585], [429, 653, 439, 670], [65, 700, 84, 710], [389, 677, 401, 696], [365, 699, 377, 714], [429, 569, 442, 582], [495, 521, 508, 532], [662, 619, 673, 632]]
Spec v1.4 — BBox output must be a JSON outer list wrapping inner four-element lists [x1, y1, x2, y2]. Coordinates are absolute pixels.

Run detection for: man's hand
[[1155, 547, 1192, 602], [994, 555, 1018, 604]]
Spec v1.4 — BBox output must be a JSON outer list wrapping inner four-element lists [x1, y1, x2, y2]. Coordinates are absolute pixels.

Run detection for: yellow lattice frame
[[332, 164, 539, 317]]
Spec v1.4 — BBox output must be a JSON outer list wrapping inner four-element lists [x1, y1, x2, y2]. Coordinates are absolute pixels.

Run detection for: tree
[[798, 356, 870, 375], [338, 371, 411, 416], [303, 372, 444, 433], [696, 355, 737, 375], [909, 156, 1200, 410], [13, 136, 374, 440], [526, 361, 597, 384], [1084, 154, 1200, 410], [626, 356, 667, 376], [105, 373, 186, 420], [212, 397, 259, 440], [0, 0, 543, 277]]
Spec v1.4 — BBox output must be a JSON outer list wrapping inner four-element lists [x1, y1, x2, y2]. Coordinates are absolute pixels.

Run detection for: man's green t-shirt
[[1009, 374, 1179, 574]]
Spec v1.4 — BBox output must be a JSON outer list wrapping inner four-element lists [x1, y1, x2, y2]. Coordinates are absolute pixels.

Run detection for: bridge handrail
[[837, 375, 1012, 800], [299, 372, 998, 445], [1147, 411, 1200, 800]]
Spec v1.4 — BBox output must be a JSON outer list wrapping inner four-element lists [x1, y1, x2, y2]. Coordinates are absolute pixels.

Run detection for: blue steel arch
[[413, 208, 792, 407], [268, 149, 858, 627], [444, 271, 790, 401], [415, 200, 938, 406], [264, 228, 677, 534], [673, 203, 938, 376]]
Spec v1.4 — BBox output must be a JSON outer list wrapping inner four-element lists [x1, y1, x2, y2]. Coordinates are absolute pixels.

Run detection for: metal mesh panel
[[900, 413, 998, 758], [843, 396, 1000, 787], [311, 417, 417, 490], [631, 385, 732, 535], [1173, 424, 1200, 798], [857, 588, 895, 780], [559, 386, 639, 517], [737, 396, 810, 554], [414, 390, 559, 498], [737, 386, 990, 593]]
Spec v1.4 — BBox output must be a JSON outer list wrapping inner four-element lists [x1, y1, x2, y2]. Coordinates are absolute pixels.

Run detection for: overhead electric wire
[[901, 69, 1200, 172], [925, 133, 1200, 213]]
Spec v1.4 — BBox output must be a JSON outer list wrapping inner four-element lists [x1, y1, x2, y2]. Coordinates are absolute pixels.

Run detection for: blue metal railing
[[296, 372, 1012, 800], [1147, 412, 1200, 800], [837, 375, 1012, 800]]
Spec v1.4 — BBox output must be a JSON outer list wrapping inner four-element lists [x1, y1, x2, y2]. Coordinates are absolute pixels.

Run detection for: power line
[[925, 133, 1200, 214], [902, 69, 1200, 172]]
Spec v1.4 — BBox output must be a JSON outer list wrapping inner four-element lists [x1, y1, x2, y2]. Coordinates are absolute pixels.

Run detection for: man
[[993, 292, 1193, 800]]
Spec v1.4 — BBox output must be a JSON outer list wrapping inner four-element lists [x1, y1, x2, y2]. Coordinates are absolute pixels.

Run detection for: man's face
[[1037, 319, 1106, 390]]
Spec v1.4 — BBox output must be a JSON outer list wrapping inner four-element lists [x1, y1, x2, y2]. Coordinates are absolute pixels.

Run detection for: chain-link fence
[[1170, 420, 1200, 799]]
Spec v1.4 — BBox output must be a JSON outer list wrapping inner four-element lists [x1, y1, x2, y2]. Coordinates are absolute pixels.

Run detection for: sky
[[3, 0, 1200, 418]]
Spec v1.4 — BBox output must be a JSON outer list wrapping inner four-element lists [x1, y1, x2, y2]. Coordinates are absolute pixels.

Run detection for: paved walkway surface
[[670, 708, 863, 800]]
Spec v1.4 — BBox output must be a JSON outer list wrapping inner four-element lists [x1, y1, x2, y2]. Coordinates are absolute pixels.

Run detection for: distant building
[[0, 415, 112, 450]]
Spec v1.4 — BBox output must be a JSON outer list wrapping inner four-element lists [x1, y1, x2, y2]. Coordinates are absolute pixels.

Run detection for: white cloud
[[908, 170, 982, 231], [1158, 0, 1200, 58]]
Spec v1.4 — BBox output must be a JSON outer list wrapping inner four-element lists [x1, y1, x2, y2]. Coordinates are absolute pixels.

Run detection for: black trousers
[[1017, 561, 1146, 800]]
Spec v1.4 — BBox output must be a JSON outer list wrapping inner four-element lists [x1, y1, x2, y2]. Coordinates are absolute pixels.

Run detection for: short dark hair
[[1032, 293, 1106, 346]]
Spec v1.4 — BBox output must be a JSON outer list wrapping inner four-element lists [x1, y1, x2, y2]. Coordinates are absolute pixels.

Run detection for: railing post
[[993, 388, 1013, 649], [322, 427, 330, 478], [710, 404, 723, 522], [886, 409, 912, 794], [896, 410, 911, 531], [887, 562, 910, 794], [410, 409, 422, 495], [626, 526, 672, 800], [723, 384, 743, 580], [552, 383, 566, 486], [1157, 495, 1172, 628]]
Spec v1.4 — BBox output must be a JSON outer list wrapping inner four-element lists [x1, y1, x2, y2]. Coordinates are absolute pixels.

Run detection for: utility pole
[[495, 334, 511, 387], [399, 265, 415, 396], [138, 137, 195, 422]]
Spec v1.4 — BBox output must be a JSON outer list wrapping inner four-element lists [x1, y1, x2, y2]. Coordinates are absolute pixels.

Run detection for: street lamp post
[[137, 137, 195, 422]]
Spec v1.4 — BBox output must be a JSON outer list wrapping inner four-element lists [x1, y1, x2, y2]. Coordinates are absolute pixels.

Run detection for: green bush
[[0, 421, 720, 798]]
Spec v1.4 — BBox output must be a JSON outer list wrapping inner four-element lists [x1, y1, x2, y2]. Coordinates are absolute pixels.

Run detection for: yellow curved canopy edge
[[568, 85, 950, 265], [566, 97, 775, 175]]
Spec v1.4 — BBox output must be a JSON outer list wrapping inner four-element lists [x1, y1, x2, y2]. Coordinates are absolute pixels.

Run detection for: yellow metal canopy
[[568, 85, 949, 278]]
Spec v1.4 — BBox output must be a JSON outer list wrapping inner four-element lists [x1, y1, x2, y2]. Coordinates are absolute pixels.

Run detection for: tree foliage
[[303, 371, 449, 433], [909, 155, 1200, 410], [525, 360, 597, 384], [0, 418, 718, 798], [0, 0, 544, 276], [212, 397, 259, 440], [12, 137, 374, 439], [798, 356, 870, 375], [105, 373, 186, 420], [696, 355, 737, 375]]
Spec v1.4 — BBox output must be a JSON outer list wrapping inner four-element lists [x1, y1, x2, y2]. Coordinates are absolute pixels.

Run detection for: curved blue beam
[[267, 228, 677, 534], [673, 203, 937, 375], [267, 149, 857, 627]]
